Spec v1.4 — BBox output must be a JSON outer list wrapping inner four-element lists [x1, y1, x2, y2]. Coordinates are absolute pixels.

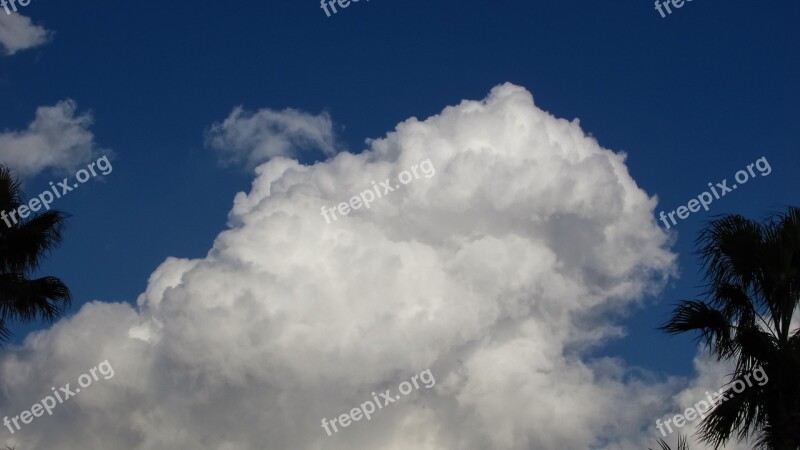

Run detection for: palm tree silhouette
[[650, 435, 690, 450], [0, 164, 71, 342], [660, 207, 800, 450]]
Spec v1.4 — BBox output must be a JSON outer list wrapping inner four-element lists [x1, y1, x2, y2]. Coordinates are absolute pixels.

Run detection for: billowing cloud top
[[0, 100, 105, 179], [0, 84, 713, 450], [0, 12, 49, 55]]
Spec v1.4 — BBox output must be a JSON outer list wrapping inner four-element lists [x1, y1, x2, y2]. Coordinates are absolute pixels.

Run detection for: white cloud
[[1, 83, 696, 449], [0, 12, 50, 55], [0, 100, 105, 179], [206, 106, 337, 169]]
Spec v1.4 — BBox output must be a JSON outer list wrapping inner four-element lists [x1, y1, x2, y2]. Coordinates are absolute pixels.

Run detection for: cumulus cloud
[[0, 12, 50, 55], [0, 100, 105, 179], [1, 83, 694, 449], [206, 106, 337, 169]]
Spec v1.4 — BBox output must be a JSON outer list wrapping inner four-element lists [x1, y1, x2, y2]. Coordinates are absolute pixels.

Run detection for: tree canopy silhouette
[[0, 164, 71, 342], [660, 207, 800, 450]]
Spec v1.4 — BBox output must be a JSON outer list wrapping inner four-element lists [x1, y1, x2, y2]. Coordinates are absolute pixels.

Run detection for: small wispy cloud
[[0, 12, 50, 55], [206, 106, 338, 169]]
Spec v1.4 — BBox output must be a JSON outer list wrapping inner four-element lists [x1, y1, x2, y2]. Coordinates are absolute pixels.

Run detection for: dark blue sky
[[2, 0, 798, 380]]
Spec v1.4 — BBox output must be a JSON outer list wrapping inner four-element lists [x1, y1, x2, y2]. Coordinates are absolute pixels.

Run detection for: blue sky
[[0, 0, 798, 448]]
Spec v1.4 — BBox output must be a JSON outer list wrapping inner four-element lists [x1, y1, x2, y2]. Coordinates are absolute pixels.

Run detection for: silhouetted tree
[[661, 207, 800, 450], [649, 435, 690, 450], [0, 164, 71, 342]]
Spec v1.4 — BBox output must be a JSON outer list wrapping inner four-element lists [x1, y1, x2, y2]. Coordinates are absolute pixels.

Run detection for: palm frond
[[660, 300, 732, 358], [696, 214, 762, 293], [648, 435, 689, 450], [0, 274, 71, 340], [0, 210, 70, 274]]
